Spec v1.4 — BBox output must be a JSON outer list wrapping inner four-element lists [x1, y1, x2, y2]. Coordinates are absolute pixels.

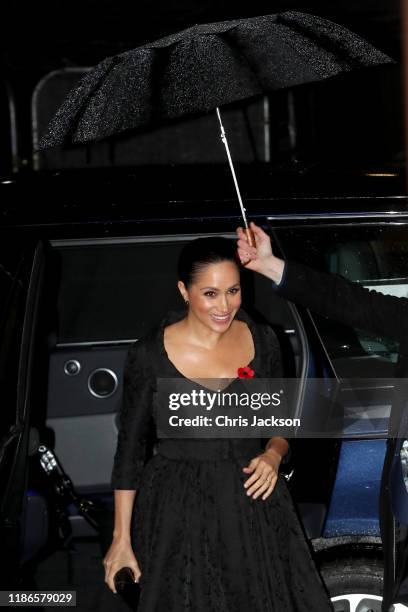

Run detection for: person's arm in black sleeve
[[104, 339, 154, 593], [276, 260, 408, 344], [111, 339, 154, 490], [237, 222, 408, 343]]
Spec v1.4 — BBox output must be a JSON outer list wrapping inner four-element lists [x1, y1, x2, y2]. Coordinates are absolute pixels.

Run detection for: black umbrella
[[38, 11, 393, 238], [39, 11, 393, 148]]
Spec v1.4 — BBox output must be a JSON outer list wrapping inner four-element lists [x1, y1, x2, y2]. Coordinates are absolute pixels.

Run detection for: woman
[[103, 236, 333, 611]]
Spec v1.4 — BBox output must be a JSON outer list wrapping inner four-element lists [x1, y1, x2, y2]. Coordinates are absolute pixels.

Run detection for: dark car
[[1, 164, 408, 611]]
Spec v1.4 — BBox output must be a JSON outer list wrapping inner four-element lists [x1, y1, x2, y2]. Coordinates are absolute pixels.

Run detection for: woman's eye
[[203, 288, 240, 297]]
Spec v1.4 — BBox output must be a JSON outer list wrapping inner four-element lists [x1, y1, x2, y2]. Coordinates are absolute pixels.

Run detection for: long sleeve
[[111, 340, 155, 490], [276, 260, 408, 344]]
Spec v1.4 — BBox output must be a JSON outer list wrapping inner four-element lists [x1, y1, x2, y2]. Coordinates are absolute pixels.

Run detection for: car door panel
[[0, 239, 46, 587]]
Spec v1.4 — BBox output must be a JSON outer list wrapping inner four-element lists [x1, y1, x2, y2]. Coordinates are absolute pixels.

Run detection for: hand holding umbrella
[[237, 221, 285, 283]]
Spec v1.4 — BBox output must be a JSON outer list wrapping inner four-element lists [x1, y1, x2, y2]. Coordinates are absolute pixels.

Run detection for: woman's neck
[[181, 311, 234, 350]]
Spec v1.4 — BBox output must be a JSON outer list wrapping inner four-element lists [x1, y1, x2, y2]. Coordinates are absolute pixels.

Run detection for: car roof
[[0, 165, 407, 236]]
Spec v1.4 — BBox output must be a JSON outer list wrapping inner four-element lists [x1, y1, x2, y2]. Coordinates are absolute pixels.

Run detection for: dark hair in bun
[[177, 237, 239, 288]]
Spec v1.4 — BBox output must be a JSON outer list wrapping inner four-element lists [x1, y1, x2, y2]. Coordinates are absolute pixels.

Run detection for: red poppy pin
[[237, 366, 255, 379]]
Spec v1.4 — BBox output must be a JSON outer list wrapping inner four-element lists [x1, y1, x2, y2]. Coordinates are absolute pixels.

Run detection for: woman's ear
[[177, 280, 189, 304]]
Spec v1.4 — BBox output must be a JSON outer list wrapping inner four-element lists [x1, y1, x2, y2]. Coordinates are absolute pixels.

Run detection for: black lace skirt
[[131, 452, 333, 612]]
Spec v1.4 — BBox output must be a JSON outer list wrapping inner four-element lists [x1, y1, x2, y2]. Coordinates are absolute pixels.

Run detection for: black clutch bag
[[114, 567, 141, 610]]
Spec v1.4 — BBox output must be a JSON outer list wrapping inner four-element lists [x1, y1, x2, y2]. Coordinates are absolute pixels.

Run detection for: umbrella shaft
[[216, 107, 248, 229]]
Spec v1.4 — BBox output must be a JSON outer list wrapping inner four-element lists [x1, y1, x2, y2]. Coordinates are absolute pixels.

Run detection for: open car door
[[269, 216, 408, 612], [382, 424, 408, 611], [0, 239, 46, 589]]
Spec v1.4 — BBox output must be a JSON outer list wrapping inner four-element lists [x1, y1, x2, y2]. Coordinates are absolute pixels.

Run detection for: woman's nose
[[217, 294, 229, 311]]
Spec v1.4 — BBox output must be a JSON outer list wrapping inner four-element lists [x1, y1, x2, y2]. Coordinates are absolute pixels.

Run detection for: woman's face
[[178, 260, 241, 332]]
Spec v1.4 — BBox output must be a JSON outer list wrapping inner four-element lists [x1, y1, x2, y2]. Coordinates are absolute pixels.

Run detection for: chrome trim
[[263, 96, 270, 163], [63, 359, 81, 376], [57, 339, 138, 348], [6, 82, 19, 173], [57, 330, 297, 348], [401, 440, 408, 492], [305, 306, 340, 383], [50, 232, 235, 248], [331, 593, 382, 612], [393, 510, 397, 586], [267, 210, 408, 221], [87, 368, 118, 399], [286, 302, 309, 425], [268, 194, 407, 201]]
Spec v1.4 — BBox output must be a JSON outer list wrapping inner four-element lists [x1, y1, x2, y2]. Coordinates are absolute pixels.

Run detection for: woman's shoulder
[[253, 321, 280, 357], [125, 310, 184, 370], [255, 320, 279, 340], [237, 309, 279, 346], [125, 323, 162, 372], [237, 309, 281, 373]]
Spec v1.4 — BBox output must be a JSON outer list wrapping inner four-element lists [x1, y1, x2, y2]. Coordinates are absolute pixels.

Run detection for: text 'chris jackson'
[[168, 414, 301, 428]]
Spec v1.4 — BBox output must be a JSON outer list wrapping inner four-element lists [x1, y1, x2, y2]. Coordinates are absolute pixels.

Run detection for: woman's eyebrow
[[200, 283, 241, 290]]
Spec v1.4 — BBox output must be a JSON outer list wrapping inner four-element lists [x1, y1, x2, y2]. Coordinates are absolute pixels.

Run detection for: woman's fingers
[[243, 469, 261, 489], [103, 551, 141, 593], [132, 564, 142, 582], [104, 560, 121, 593], [105, 563, 141, 593], [242, 457, 259, 476], [247, 473, 272, 496], [244, 467, 276, 497], [252, 477, 272, 499], [261, 476, 278, 500], [103, 560, 118, 593], [243, 451, 279, 498]]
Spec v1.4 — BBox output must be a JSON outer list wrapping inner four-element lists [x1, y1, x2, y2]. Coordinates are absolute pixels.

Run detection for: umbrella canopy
[[39, 10, 393, 148]]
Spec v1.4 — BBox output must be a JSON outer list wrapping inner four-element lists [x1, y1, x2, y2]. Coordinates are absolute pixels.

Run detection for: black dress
[[111, 309, 333, 612]]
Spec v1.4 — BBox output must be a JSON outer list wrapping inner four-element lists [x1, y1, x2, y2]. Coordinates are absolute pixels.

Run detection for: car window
[[272, 222, 408, 438], [53, 241, 184, 343], [274, 223, 408, 378], [53, 237, 299, 347]]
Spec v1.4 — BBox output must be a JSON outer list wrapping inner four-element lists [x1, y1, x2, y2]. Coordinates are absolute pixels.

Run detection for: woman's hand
[[242, 447, 282, 501], [236, 221, 285, 285], [103, 536, 141, 593]]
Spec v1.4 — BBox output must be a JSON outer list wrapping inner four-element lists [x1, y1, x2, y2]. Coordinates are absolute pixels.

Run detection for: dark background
[[0, 0, 404, 175]]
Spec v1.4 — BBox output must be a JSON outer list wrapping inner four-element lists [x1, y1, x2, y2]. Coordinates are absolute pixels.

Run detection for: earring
[[185, 300, 189, 306]]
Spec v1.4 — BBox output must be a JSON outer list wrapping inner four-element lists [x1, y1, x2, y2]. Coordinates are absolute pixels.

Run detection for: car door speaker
[[47, 345, 128, 418], [87, 368, 118, 399]]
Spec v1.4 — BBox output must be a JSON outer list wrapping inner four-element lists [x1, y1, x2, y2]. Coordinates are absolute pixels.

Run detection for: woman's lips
[[210, 312, 231, 324]]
